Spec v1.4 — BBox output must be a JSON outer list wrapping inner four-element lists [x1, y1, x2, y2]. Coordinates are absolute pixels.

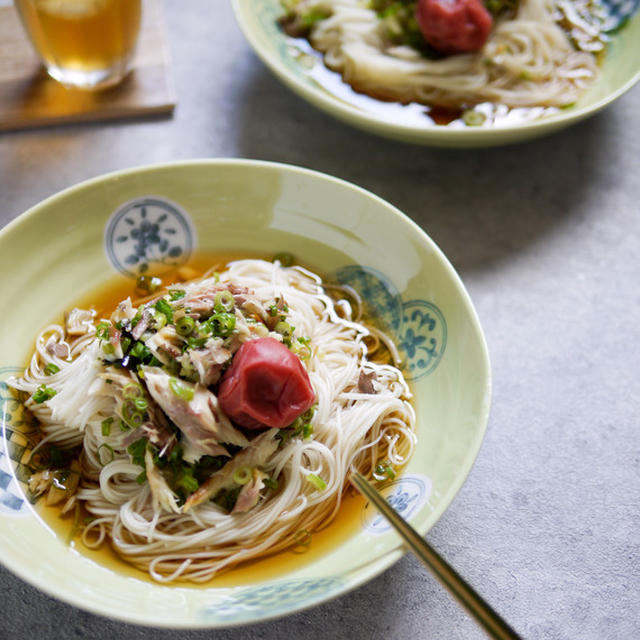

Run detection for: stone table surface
[[1, 1, 639, 639]]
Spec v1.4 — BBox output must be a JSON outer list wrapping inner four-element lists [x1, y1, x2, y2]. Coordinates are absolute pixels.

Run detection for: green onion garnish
[[153, 311, 167, 329], [122, 402, 145, 428], [122, 382, 143, 399], [127, 437, 148, 467], [306, 473, 326, 491], [95, 321, 110, 340], [129, 342, 151, 361], [263, 476, 278, 490], [102, 342, 115, 355], [136, 275, 162, 294], [177, 468, 199, 493], [32, 384, 56, 404], [169, 377, 194, 401], [214, 290, 235, 313], [120, 336, 132, 353], [133, 397, 148, 411], [292, 528, 312, 553], [208, 312, 235, 337], [154, 298, 173, 324], [97, 443, 115, 466], [135, 470, 147, 485], [44, 363, 60, 376], [169, 289, 186, 301], [101, 417, 113, 436], [233, 465, 252, 485], [374, 461, 397, 480], [176, 316, 195, 336], [462, 109, 486, 127], [273, 252, 294, 267]]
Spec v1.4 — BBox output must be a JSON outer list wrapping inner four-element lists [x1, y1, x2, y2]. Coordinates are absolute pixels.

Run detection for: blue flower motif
[[105, 198, 195, 277], [399, 327, 427, 359], [387, 488, 417, 513]]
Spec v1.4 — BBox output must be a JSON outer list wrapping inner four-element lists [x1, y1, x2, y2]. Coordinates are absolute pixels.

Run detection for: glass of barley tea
[[14, 0, 142, 89]]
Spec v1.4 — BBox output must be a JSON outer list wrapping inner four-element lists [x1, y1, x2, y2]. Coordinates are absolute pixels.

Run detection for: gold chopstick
[[350, 471, 523, 640]]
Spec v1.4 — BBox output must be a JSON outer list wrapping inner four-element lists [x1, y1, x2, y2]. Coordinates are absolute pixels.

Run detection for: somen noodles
[[279, 0, 617, 122], [10, 259, 416, 582]]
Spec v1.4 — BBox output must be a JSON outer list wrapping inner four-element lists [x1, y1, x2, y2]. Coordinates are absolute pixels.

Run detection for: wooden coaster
[[0, 0, 175, 132]]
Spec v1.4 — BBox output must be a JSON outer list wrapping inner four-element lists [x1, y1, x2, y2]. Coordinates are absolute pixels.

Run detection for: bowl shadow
[[233, 63, 614, 278]]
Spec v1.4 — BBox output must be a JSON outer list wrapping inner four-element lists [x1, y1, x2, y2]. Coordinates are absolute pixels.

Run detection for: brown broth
[[33, 253, 374, 586], [38, 491, 367, 587]]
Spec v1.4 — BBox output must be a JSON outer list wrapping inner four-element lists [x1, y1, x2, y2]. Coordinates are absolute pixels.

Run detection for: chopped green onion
[[133, 397, 148, 411], [273, 252, 294, 267], [184, 336, 208, 350], [275, 321, 294, 346], [32, 384, 56, 404], [177, 468, 199, 493], [263, 476, 278, 490], [292, 528, 312, 553], [153, 311, 167, 329], [214, 290, 235, 313], [233, 466, 252, 485], [122, 401, 145, 428], [154, 298, 174, 324], [293, 338, 312, 359], [275, 321, 293, 335], [120, 336, 132, 353], [44, 363, 60, 376], [176, 316, 195, 336], [169, 289, 186, 301], [169, 377, 194, 401], [95, 321, 110, 340], [97, 443, 115, 466], [129, 342, 151, 361], [306, 473, 326, 491], [208, 312, 236, 337], [136, 275, 162, 294], [102, 342, 115, 355], [101, 417, 113, 436], [135, 470, 147, 485], [374, 461, 397, 480], [130, 309, 143, 328], [462, 109, 486, 127], [122, 382, 143, 399], [127, 437, 148, 467]]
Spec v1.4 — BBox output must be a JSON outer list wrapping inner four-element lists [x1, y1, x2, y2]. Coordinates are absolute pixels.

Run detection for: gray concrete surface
[[1, 1, 639, 639]]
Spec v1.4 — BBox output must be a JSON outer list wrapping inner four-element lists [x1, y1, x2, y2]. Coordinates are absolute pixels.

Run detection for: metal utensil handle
[[350, 472, 523, 640]]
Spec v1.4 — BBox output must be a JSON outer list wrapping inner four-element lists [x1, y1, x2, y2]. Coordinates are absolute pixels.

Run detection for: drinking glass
[[14, 0, 142, 90]]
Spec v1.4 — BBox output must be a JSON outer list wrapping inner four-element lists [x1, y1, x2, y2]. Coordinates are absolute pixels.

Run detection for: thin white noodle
[[10, 259, 416, 582], [290, 0, 600, 107]]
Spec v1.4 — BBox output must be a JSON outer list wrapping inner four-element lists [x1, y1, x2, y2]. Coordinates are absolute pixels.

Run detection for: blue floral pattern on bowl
[[362, 474, 432, 535], [104, 197, 196, 277], [201, 577, 343, 623], [0, 366, 37, 516], [335, 266, 446, 381]]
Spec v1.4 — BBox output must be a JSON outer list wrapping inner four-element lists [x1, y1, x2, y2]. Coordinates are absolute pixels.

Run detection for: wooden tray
[[0, 0, 175, 132]]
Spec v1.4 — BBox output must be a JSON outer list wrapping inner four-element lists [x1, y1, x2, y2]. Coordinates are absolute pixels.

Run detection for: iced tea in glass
[[15, 0, 142, 89]]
